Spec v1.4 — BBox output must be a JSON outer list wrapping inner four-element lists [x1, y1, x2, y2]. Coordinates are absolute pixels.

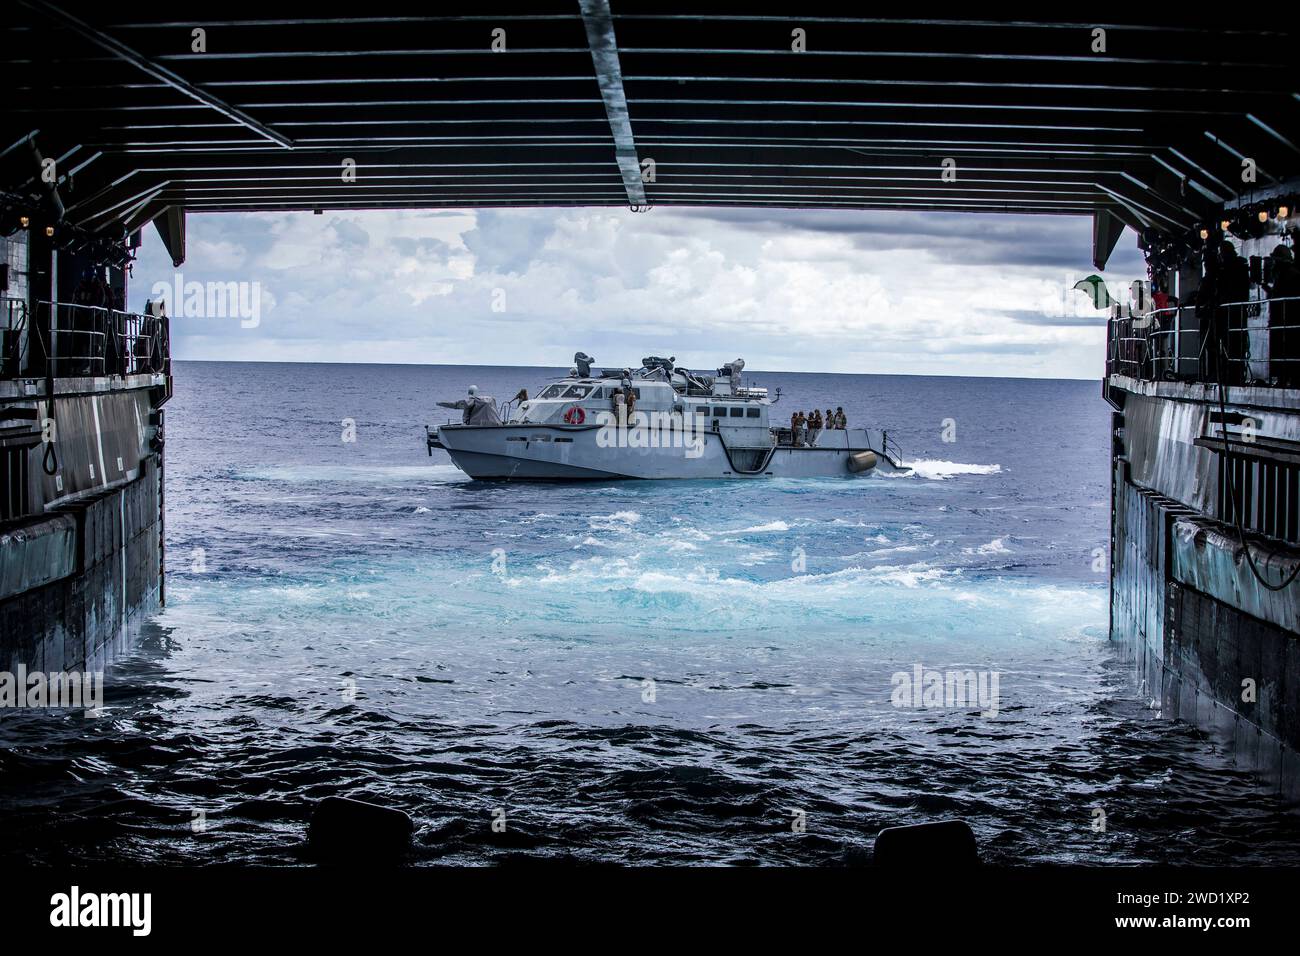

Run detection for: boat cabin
[[512, 374, 773, 446]]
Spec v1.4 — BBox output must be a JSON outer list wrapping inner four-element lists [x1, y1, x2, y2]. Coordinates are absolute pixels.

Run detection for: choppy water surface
[[2, 362, 1298, 865]]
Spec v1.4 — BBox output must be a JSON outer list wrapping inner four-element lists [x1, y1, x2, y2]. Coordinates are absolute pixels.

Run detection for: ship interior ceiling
[[1, 4, 1297, 272]]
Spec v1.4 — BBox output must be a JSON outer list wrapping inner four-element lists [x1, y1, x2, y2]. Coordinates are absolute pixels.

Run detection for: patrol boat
[[426, 354, 903, 480]]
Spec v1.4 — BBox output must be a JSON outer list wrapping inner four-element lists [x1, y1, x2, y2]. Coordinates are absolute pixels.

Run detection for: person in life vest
[[808, 409, 823, 444], [835, 407, 847, 429], [623, 383, 637, 424], [611, 387, 626, 427]]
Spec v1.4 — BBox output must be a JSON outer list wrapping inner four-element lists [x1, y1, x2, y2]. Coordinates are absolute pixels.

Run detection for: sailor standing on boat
[[437, 385, 501, 425], [611, 386, 626, 428], [621, 370, 637, 424]]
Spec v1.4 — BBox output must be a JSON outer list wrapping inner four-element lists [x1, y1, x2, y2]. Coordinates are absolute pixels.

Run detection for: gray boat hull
[[430, 423, 901, 480]]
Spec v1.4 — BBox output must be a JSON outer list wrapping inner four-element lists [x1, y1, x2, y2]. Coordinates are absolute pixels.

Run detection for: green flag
[[1072, 274, 1113, 310]]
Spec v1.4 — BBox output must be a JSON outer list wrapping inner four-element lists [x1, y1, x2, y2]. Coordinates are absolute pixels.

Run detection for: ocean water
[[2, 361, 1298, 865]]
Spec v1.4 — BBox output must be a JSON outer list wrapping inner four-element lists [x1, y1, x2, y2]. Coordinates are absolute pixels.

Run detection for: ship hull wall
[[0, 381, 165, 675], [1110, 380, 1300, 800]]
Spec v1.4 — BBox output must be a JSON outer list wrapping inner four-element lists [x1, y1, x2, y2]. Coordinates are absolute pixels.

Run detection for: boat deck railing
[[1, 298, 171, 381], [1106, 296, 1300, 387], [882, 430, 905, 466]]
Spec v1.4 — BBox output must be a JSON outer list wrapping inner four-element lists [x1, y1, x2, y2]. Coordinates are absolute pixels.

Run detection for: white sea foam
[[588, 510, 642, 529], [963, 537, 1012, 555], [864, 563, 954, 588], [731, 520, 790, 534], [241, 464, 467, 484], [863, 544, 925, 558], [895, 460, 1002, 481]]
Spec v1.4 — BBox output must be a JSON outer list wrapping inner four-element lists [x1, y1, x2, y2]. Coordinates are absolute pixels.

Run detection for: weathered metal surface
[[0, 455, 161, 674], [1164, 581, 1300, 801], [27, 387, 154, 509], [0, 512, 76, 602], [1122, 387, 1300, 517], [1123, 392, 1218, 515], [1113, 447, 1300, 799], [1172, 516, 1300, 634]]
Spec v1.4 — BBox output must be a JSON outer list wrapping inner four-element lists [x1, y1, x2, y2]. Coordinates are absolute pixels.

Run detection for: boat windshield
[[539, 383, 593, 400]]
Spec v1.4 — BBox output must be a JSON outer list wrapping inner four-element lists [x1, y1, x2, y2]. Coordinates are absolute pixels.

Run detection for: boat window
[[561, 384, 591, 399], [713, 407, 728, 417], [538, 384, 566, 399], [729, 407, 745, 418], [746, 408, 761, 418]]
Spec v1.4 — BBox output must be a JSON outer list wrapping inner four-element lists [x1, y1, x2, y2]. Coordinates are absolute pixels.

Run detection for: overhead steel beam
[[1092, 209, 1127, 270], [151, 205, 186, 267], [579, 0, 646, 207], [17, 0, 295, 150], [5, 7, 1293, 237], [1247, 113, 1300, 157], [1205, 130, 1278, 184]]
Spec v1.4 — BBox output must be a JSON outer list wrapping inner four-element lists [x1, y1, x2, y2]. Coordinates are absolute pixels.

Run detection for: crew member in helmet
[[437, 385, 500, 425]]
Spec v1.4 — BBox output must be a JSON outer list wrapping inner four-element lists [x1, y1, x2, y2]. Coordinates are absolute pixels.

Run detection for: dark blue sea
[[3, 361, 1299, 865]]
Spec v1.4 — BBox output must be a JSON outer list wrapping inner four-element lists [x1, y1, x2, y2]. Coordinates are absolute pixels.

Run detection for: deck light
[[44, 225, 54, 237], [19, 215, 29, 229], [1199, 228, 1209, 240]]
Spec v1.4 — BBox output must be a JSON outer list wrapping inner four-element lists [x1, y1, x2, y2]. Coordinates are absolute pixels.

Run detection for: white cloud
[[129, 206, 1140, 379]]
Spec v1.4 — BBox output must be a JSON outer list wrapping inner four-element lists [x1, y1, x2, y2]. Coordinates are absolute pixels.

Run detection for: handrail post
[[1175, 306, 1181, 378]]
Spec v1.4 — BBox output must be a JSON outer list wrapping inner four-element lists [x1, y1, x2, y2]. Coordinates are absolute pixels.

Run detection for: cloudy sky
[[128, 206, 1145, 380]]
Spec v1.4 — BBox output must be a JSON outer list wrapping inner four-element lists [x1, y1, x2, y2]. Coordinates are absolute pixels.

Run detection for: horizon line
[[169, 356, 1100, 384]]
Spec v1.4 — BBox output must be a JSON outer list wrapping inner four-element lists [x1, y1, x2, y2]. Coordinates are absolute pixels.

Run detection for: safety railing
[[1, 300, 171, 380], [1106, 296, 1300, 387], [882, 430, 905, 466]]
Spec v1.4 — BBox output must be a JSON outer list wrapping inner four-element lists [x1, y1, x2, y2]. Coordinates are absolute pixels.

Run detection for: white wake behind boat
[[426, 355, 903, 480]]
